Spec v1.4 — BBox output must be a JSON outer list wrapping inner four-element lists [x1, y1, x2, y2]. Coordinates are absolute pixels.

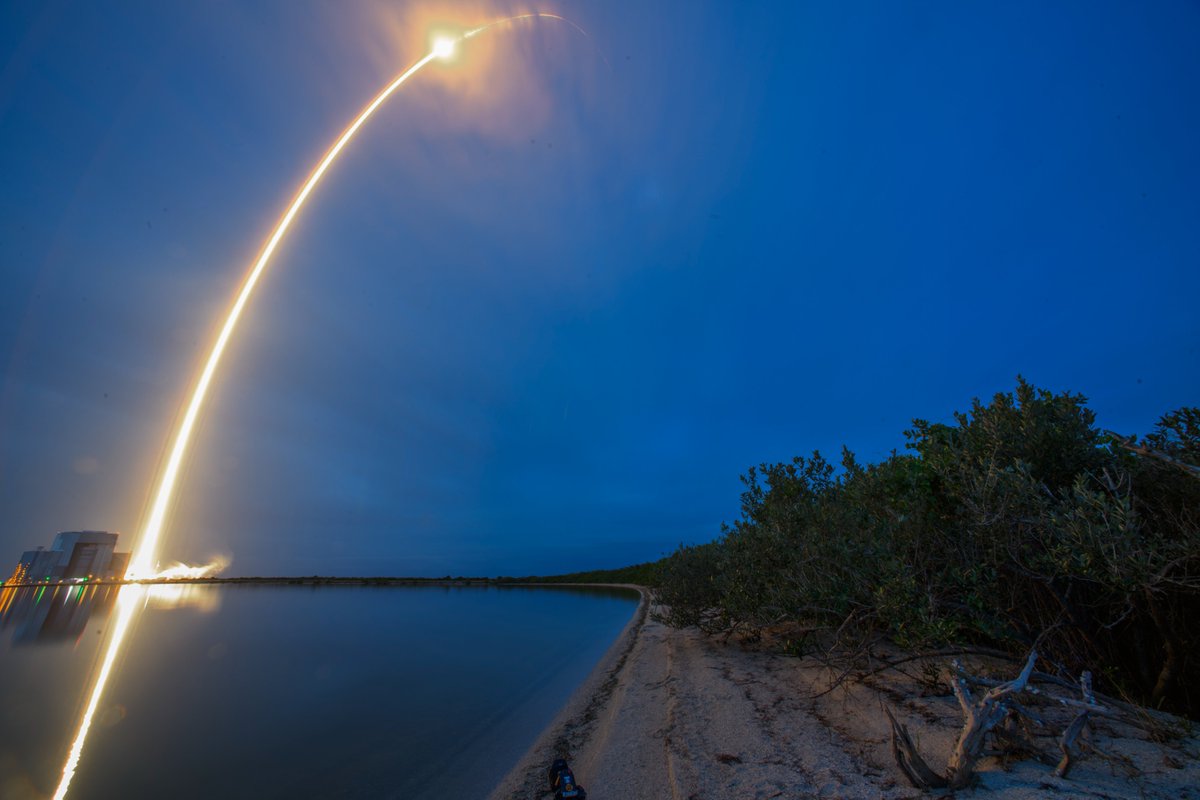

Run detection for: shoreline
[[489, 584, 650, 800], [490, 592, 1200, 800]]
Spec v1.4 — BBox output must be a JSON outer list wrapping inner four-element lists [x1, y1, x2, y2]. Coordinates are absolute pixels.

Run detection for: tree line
[[652, 378, 1200, 718]]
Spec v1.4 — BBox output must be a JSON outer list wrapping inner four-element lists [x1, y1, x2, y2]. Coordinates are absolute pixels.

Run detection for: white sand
[[491, 589, 1200, 800]]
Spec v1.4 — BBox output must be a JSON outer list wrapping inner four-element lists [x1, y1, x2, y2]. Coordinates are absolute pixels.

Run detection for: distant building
[[6, 531, 130, 584]]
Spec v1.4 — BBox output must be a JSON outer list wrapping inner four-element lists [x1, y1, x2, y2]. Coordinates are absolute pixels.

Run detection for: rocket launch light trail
[[53, 12, 589, 798], [126, 8, 586, 582], [123, 50, 441, 581]]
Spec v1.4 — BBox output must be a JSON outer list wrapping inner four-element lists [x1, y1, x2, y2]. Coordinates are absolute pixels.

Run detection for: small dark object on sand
[[547, 758, 587, 799]]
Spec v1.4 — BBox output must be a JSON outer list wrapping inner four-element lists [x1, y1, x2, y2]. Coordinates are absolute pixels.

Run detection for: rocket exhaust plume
[[53, 12, 589, 798], [143, 556, 231, 581]]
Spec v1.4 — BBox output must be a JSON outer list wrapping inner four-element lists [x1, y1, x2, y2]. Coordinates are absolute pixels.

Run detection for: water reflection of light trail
[[146, 582, 222, 613], [54, 13, 583, 798], [52, 580, 222, 799], [54, 586, 141, 800]]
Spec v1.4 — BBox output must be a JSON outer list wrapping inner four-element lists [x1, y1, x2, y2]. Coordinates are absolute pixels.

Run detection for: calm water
[[0, 583, 638, 799]]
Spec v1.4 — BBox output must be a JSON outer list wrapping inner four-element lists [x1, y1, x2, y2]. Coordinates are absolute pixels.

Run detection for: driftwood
[[886, 651, 1109, 791], [956, 667, 1114, 718], [1055, 711, 1090, 778], [885, 651, 1037, 790], [945, 650, 1039, 788], [951, 664, 1191, 736], [883, 705, 948, 789], [1054, 671, 1095, 779], [992, 709, 1056, 767]]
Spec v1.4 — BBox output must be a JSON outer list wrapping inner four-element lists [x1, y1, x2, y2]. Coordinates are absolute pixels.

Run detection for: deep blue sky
[[1, 1, 1197, 577]]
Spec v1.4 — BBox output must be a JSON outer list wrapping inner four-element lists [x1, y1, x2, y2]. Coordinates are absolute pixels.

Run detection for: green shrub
[[650, 379, 1200, 718]]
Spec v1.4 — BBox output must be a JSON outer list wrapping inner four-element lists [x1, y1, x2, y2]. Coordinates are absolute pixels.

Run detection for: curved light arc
[[127, 51, 435, 577], [57, 13, 589, 799]]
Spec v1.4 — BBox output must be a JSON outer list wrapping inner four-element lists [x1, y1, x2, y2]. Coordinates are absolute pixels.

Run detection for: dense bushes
[[653, 379, 1200, 717]]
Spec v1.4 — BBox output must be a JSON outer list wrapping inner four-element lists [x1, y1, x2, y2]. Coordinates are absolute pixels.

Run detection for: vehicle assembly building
[[6, 531, 130, 584]]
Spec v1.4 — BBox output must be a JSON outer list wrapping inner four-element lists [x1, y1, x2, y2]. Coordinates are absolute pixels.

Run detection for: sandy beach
[[491, 589, 1200, 800]]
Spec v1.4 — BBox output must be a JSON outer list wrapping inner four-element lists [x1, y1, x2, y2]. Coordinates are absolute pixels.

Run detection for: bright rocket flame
[[432, 36, 456, 60], [57, 12, 588, 798]]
